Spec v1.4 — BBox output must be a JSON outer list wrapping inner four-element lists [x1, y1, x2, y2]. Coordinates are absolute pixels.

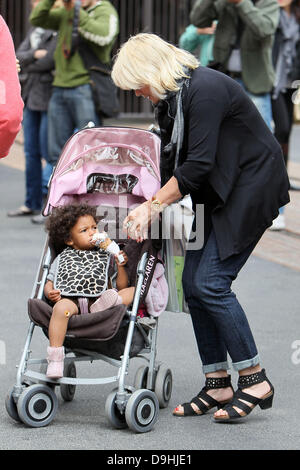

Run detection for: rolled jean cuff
[[232, 354, 260, 372], [202, 360, 230, 374]]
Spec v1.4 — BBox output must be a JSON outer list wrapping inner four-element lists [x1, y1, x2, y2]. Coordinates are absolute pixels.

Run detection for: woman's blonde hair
[[111, 33, 199, 99]]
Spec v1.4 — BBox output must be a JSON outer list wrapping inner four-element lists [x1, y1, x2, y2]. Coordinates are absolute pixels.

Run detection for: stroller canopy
[[44, 127, 161, 214]]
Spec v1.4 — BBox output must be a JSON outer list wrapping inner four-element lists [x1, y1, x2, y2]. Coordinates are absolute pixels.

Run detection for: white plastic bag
[[162, 196, 194, 313]]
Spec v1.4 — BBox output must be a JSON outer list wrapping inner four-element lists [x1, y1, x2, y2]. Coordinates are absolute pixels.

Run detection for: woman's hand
[[123, 200, 159, 242], [123, 178, 182, 241]]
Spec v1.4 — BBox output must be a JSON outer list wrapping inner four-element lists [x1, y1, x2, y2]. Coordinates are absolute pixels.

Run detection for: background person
[[112, 33, 289, 423], [190, 0, 280, 129], [269, 0, 300, 229], [179, 22, 216, 67], [30, 0, 119, 170], [7, 0, 57, 220]]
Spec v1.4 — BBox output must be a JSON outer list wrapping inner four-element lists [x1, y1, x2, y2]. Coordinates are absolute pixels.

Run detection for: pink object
[[78, 297, 89, 314], [89, 289, 122, 313], [43, 127, 161, 215], [145, 263, 168, 317], [0, 16, 23, 158], [46, 346, 65, 379]]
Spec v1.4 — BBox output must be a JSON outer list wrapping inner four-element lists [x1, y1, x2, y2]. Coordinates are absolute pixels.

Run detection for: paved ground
[[0, 120, 300, 452]]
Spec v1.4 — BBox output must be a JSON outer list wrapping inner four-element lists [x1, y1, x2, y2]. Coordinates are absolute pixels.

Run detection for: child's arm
[[44, 280, 61, 303], [115, 251, 129, 291]]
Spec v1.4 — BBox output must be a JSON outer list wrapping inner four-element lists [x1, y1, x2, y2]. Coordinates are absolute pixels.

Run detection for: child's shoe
[[46, 346, 65, 379], [90, 289, 122, 313]]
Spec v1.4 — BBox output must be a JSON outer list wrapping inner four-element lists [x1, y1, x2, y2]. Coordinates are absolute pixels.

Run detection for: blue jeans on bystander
[[235, 78, 273, 131], [47, 84, 101, 166], [23, 107, 51, 211]]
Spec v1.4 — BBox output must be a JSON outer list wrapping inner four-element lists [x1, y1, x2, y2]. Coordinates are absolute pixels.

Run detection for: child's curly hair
[[45, 204, 100, 253]]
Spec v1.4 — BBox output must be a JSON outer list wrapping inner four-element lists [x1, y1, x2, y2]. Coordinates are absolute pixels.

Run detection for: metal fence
[[0, 0, 194, 117], [0, 0, 31, 48]]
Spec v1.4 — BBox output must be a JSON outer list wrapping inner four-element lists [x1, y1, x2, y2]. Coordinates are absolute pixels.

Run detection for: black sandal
[[214, 368, 274, 423], [173, 375, 233, 417]]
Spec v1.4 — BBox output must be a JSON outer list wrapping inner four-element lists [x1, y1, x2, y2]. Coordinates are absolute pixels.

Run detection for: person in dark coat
[[111, 33, 290, 423], [7, 0, 57, 221], [269, 0, 300, 229]]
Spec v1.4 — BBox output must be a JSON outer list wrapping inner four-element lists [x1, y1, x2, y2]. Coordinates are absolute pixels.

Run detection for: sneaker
[[31, 213, 46, 224], [7, 205, 36, 217], [289, 179, 300, 191], [269, 214, 285, 231]]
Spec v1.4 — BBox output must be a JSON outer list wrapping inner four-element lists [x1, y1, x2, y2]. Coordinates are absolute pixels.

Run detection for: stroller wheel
[[134, 365, 149, 389], [17, 384, 58, 427], [105, 389, 128, 429], [154, 364, 173, 408], [60, 361, 76, 402], [125, 389, 159, 433], [5, 388, 22, 423]]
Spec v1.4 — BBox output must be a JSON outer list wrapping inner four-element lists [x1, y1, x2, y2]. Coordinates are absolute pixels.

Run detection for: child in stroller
[[44, 203, 136, 379], [6, 125, 173, 433]]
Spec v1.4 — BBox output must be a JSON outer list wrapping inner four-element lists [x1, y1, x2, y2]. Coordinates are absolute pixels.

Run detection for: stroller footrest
[[23, 370, 119, 386]]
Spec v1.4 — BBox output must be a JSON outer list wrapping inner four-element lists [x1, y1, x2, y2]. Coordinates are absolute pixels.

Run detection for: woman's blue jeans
[[23, 107, 51, 211], [182, 227, 260, 374]]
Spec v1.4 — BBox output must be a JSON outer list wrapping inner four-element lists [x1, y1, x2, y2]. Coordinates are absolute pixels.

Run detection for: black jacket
[[156, 66, 290, 260], [16, 28, 57, 112]]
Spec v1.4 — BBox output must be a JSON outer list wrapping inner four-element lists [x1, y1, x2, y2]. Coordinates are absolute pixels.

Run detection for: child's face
[[66, 215, 98, 250]]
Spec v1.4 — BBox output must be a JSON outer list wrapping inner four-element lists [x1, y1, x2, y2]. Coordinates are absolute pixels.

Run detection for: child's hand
[[115, 250, 128, 267], [48, 289, 62, 303]]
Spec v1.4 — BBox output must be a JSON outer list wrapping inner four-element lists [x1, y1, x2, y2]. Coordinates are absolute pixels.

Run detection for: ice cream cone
[[92, 232, 124, 263]]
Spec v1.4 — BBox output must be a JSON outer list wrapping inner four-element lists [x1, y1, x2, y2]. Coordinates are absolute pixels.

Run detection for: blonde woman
[[112, 33, 289, 423]]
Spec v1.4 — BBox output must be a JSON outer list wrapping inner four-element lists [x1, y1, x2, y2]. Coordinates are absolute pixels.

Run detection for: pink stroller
[[5, 126, 172, 433]]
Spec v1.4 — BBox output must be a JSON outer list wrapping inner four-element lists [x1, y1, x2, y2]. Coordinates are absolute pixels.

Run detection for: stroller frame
[[6, 125, 172, 433], [6, 239, 172, 433]]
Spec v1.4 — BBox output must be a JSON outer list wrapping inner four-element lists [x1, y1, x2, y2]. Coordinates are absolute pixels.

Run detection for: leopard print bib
[[54, 247, 110, 297]]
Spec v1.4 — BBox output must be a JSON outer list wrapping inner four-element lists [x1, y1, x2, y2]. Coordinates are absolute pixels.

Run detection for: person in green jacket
[[30, 0, 119, 169], [179, 23, 216, 67], [190, 0, 280, 129]]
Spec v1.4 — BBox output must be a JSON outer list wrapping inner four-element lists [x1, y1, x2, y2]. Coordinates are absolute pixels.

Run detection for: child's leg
[[48, 298, 78, 347], [46, 299, 78, 379], [118, 287, 135, 306]]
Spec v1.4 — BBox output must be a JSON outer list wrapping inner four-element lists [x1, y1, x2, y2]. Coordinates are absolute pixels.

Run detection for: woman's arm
[[179, 25, 205, 52]]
